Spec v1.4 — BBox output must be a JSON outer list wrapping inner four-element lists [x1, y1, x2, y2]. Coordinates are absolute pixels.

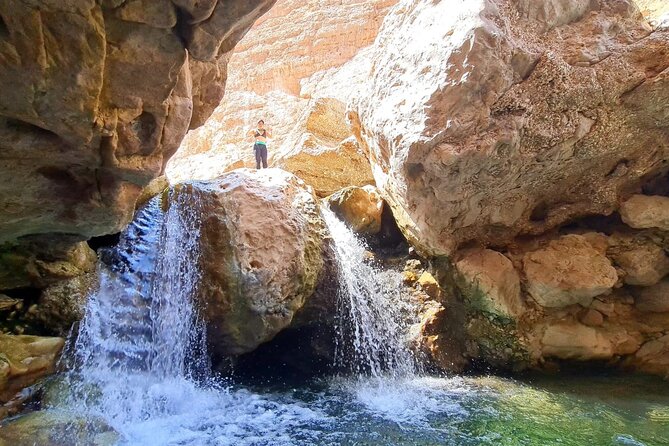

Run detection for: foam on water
[[329, 376, 471, 427]]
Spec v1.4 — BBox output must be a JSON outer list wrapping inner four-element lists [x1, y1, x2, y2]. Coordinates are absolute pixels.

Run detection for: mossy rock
[[0, 411, 118, 446]]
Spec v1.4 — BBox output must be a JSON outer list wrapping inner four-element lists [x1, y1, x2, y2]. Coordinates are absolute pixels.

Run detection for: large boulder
[[350, 0, 669, 256], [0, 411, 118, 446], [0, 0, 276, 247], [523, 235, 618, 308], [455, 249, 525, 320], [170, 169, 327, 356], [327, 185, 384, 235], [0, 334, 64, 403]]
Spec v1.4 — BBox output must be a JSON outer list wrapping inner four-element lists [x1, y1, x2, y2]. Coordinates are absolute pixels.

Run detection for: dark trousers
[[254, 143, 268, 169]]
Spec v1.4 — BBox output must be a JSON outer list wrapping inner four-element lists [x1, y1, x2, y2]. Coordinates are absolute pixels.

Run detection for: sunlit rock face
[[350, 0, 669, 256], [171, 169, 327, 356], [166, 0, 397, 193], [635, 0, 669, 24], [0, 0, 275, 246]]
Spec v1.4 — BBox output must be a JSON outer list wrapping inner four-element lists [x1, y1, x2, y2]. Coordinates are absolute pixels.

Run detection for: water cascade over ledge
[[8, 191, 667, 446], [320, 205, 417, 379], [60, 194, 208, 425]]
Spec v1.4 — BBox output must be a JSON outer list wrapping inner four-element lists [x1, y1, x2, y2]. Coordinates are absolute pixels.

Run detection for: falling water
[[320, 205, 417, 379], [7, 192, 668, 446], [60, 192, 208, 425], [48, 192, 324, 446]]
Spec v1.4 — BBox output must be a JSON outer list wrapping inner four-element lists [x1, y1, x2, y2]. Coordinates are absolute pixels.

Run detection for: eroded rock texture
[[0, 334, 64, 403], [350, 0, 669, 256], [445, 212, 669, 378], [166, 0, 395, 193], [170, 169, 327, 356], [0, 0, 275, 248]]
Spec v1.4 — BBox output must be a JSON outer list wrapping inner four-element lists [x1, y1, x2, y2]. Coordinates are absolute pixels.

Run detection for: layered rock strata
[[166, 0, 395, 193]]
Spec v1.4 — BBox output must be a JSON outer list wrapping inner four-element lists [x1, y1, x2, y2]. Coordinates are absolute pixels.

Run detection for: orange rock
[[167, 0, 395, 189]]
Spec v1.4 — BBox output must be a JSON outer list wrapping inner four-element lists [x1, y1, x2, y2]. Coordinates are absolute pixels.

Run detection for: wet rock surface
[[0, 334, 64, 403], [170, 169, 327, 356], [0, 0, 275, 246], [327, 185, 384, 236]]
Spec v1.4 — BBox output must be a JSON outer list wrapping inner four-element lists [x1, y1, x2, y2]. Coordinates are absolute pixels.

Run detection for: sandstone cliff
[[166, 0, 396, 195], [351, 0, 669, 257], [348, 0, 669, 377]]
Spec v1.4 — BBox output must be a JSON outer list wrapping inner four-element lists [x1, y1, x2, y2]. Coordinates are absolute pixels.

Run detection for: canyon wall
[[0, 0, 275, 251], [351, 0, 669, 257], [166, 0, 397, 195], [348, 0, 669, 377]]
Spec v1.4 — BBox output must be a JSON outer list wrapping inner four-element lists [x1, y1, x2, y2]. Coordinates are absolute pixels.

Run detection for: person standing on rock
[[247, 120, 272, 169]]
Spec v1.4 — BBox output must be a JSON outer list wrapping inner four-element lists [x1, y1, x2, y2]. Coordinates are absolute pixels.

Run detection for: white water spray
[[61, 193, 207, 425], [320, 205, 417, 379]]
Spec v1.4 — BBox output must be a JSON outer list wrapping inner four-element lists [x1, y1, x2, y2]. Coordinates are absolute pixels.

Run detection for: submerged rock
[[171, 169, 327, 356], [0, 334, 64, 403], [0, 411, 118, 446]]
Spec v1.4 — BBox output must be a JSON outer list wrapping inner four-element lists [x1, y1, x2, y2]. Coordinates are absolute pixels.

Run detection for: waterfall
[[59, 192, 209, 427], [47, 191, 324, 445], [320, 205, 417, 379]]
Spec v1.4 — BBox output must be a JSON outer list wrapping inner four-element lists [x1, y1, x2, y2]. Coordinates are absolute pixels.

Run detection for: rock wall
[[350, 0, 669, 256], [344, 0, 669, 378], [0, 0, 275, 248], [166, 0, 396, 194]]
